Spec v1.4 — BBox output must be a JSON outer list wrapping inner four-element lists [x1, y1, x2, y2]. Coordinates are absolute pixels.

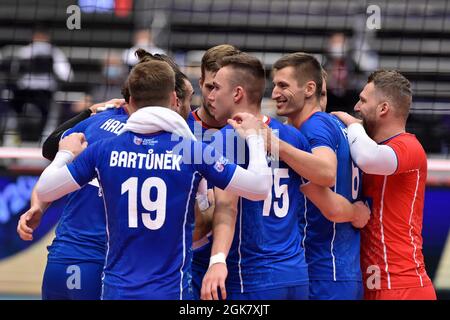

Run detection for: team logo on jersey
[[143, 138, 158, 146], [133, 136, 143, 145], [214, 156, 229, 173]]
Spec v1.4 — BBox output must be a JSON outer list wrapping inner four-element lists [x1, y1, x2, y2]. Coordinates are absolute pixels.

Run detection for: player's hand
[[351, 201, 371, 229], [265, 125, 280, 156], [89, 98, 126, 114], [201, 263, 228, 300], [59, 133, 88, 157], [228, 112, 265, 139], [331, 112, 362, 127], [17, 206, 44, 241]]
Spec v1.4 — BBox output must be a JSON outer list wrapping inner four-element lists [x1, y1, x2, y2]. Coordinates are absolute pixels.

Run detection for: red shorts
[[364, 285, 437, 300]]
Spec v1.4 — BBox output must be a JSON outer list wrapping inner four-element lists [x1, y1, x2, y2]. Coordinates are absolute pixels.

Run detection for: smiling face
[[207, 67, 236, 124], [271, 66, 306, 118]]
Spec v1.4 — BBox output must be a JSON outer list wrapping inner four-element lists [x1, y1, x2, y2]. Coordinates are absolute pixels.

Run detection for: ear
[[128, 96, 138, 114], [379, 101, 390, 117], [233, 86, 244, 103], [169, 91, 179, 112], [304, 81, 317, 99], [198, 77, 204, 88]]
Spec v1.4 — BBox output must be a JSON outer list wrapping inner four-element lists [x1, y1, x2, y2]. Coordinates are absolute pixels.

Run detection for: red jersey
[[361, 133, 432, 290]]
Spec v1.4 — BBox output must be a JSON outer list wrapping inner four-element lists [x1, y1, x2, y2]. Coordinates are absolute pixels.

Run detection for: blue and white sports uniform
[[186, 110, 221, 300], [66, 130, 238, 300], [299, 112, 363, 300], [213, 117, 310, 299], [42, 107, 128, 300]]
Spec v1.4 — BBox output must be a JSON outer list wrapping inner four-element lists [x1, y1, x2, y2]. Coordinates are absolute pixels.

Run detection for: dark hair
[[122, 49, 189, 103], [127, 60, 175, 108], [368, 70, 412, 120], [201, 44, 241, 79], [220, 53, 266, 105], [273, 52, 323, 100]]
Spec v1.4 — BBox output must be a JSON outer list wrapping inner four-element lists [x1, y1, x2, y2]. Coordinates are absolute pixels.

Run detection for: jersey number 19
[[121, 177, 167, 230]]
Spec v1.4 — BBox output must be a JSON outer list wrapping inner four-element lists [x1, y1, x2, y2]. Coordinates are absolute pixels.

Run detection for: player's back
[[48, 108, 128, 265], [214, 117, 309, 293], [75, 130, 236, 299], [361, 133, 431, 289], [299, 112, 362, 281]]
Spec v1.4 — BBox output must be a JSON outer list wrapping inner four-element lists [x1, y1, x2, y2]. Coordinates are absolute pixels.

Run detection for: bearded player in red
[[334, 70, 436, 300]]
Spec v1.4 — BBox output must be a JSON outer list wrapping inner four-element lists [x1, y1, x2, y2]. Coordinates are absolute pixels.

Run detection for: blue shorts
[[42, 261, 103, 300], [309, 280, 363, 300], [102, 284, 194, 300], [227, 284, 309, 300]]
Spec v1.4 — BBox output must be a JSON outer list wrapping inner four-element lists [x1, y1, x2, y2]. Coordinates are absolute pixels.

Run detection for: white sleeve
[[36, 150, 81, 202], [53, 48, 73, 82], [224, 135, 271, 201], [347, 123, 398, 175]]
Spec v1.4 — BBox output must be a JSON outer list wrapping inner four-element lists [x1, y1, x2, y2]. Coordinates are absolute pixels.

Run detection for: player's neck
[[197, 106, 225, 128], [372, 122, 406, 143], [291, 101, 321, 129], [232, 104, 263, 120]]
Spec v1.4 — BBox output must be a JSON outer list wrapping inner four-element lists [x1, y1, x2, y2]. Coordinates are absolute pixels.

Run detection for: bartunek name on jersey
[[109, 150, 182, 171]]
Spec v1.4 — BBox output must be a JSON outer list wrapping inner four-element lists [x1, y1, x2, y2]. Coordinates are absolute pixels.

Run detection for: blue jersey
[[213, 117, 310, 293], [47, 108, 128, 264], [186, 110, 219, 144], [67, 130, 237, 299], [299, 112, 362, 281], [187, 110, 219, 274]]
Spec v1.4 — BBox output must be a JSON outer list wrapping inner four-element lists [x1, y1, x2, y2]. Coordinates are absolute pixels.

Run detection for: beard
[[360, 114, 377, 138], [201, 98, 215, 118]]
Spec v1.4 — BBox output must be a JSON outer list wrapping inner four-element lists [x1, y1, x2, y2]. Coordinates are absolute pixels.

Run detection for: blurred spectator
[[122, 29, 165, 68], [323, 32, 377, 113], [72, 52, 127, 113], [9, 25, 73, 143]]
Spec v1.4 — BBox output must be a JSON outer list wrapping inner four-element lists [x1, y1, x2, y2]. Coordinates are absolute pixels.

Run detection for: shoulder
[[304, 112, 339, 130], [271, 118, 310, 150], [388, 133, 426, 156]]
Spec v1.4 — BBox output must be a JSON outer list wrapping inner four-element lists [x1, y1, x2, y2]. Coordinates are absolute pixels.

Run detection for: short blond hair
[[368, 70, 412, 120]]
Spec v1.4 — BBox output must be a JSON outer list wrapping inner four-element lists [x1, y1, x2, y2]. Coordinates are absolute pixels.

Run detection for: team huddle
[[17, 45, 436, 300]]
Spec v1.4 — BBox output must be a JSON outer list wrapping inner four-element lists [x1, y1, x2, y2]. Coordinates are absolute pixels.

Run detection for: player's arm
[[221, 114, 271, 200], [17, 185, 51, 241], [331, 112, 397, 175], [300, 183, 370, 228], [198, 113, 272, 201], [42, 98, 125, 161], [193, 188, 215, 241], [347, 123, 397, 175], [36, 133, 89, 202], [273, 135, 337, 187], [201, 188, 239, 300]]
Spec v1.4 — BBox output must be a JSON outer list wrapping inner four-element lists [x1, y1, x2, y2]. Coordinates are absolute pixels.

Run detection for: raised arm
[[42, 99, 125, 161], [347, 123, 397, 175], [36, 133, 88, 202]]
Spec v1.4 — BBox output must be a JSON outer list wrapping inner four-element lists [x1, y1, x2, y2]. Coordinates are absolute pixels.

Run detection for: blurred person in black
[[10, 24, 73, 143], [72, 52, 127, 114], [323, 32, 377, 114], [122, 28, 166, 69]]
